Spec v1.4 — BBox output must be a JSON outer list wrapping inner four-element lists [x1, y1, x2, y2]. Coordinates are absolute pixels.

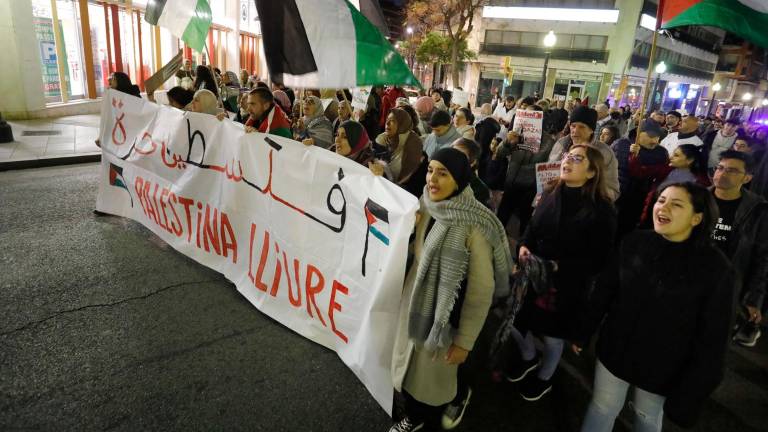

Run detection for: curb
[[0, 153, 101, 171]]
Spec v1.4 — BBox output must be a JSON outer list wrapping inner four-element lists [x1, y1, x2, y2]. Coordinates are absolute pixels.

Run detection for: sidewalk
[[0, 114, 101, 170]]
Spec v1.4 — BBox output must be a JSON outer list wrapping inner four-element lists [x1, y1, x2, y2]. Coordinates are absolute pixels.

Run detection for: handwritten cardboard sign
[[351, 86, 372, 111], [512, 109, 544, 153], [452, 89, 469, 107], [96, 90, 418, 415], [144, 50, 183, 95]]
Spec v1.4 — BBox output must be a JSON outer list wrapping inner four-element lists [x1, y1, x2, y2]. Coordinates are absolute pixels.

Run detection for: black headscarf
[[430, 147, 472, 196]]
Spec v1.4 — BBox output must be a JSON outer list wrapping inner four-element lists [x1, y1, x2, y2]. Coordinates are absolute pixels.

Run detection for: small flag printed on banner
[[361, 198, 390, 276], [109, 163, 133, 206]]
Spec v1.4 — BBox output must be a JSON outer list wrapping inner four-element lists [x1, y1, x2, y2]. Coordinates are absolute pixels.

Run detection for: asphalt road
[[1, 163, 766, 432]]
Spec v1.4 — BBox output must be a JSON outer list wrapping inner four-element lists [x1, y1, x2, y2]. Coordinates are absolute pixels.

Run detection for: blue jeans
[[581, 360, 666, 432]]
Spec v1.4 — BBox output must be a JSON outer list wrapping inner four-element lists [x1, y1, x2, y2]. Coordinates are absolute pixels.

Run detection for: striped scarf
[[408, 186, 513, 351]]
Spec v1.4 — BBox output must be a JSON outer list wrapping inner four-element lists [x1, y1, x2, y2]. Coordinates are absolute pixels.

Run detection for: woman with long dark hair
[[192, 65, 219, 99], [578, 182, 733, 431], [389, 148, 512, 432], [503, 145, 616, 401], [629, 143, 710, 227], [108, 72, 140, 97]]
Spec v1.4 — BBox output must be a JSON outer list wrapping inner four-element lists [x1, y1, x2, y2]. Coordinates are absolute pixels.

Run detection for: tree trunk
[[450, 40, 460, 89]]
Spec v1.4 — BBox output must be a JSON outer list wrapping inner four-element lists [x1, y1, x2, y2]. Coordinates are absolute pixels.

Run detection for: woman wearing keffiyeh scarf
[[296, 96, 333, 149], [389, 148, 512, 432]]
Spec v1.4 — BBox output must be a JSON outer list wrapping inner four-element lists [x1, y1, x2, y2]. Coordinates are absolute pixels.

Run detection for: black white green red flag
[[145, 0, 212, 52], [661, 0, 768, 48], [254, 0, 421, 88]]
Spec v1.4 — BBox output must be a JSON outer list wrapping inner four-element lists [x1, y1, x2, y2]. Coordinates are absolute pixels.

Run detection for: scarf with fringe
[[408, 186, 513, 351]]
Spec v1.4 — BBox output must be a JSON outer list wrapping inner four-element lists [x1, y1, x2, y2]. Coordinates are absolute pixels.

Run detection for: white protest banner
[[96, 90, 418, 414], [512, 109, 544, 153], [452, 89, 469, 107], [351, 86, 372, 111], [532, 161, 561, 207]]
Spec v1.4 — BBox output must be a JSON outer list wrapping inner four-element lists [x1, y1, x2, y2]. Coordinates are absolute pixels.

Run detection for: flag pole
[[637, 0, 664, 135]]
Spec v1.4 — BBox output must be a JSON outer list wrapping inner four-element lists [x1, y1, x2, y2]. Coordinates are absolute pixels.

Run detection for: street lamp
[[649, 61, 667, 111], [707, 82, 721, 117], [742, 92, 753, 102], [406, 26, 413, 35], [762, 98, 768, 106], [540, 31, 556, 95]]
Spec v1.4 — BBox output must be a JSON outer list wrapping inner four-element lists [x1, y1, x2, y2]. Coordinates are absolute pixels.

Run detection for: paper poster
[[351, 86, 372, 111], [512, 109, 544, 153]]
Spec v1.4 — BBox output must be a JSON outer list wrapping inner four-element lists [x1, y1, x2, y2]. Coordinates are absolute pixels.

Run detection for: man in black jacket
[[711, 150, 768, 347]]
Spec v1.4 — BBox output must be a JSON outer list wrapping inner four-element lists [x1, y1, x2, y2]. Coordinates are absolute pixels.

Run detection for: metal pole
[[542, 54, 549, 94], [707, 90, 717, 117]]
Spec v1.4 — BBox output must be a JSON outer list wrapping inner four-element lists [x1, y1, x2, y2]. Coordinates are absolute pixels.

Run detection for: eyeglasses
[[562, 153, 586, 164], [715, 165, 745, 175]]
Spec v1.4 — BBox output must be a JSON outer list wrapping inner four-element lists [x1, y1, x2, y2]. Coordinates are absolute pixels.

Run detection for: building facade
[[0, 0, 266, 119], [461, 0, 725, 114]]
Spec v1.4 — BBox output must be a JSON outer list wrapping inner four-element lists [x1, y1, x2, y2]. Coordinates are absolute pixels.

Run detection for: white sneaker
[[441, 388, 472, 430], [388, 417, 424, 432]]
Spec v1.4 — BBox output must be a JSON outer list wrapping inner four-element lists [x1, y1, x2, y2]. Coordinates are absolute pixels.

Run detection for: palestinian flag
[[109, 163, 133, 206], [661, 0, 768, 48], [145, 0, 212, 52], [254, 0, 420, 89], [361, 198, 390, 276]]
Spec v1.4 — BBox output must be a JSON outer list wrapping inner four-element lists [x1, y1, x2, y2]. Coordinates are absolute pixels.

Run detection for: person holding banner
[[295, 96, 334, 149], [329, 120, 373, 167], [505, 145, 615, 402], [390, 148, 512, 432], [374, 108, 424, 195], [244, 87, 292, 139]]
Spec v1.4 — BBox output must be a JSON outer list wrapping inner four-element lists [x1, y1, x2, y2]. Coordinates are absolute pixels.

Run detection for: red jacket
[[379, 87, 406, 127]]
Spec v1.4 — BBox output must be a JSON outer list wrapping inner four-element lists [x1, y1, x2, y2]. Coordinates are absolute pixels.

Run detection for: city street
[[1, 163, 766, 431]]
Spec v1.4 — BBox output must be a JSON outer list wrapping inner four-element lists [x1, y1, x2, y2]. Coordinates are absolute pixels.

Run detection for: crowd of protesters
[[103, 63, 767, 432]]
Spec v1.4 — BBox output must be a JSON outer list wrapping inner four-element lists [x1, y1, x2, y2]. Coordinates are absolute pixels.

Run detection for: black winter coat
[[714, 188, 768, 309], [583, 230, 734, 428], [516, 185, 616, 339]]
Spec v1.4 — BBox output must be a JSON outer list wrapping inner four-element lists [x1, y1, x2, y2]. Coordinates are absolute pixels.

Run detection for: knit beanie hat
[[414, 96, 435, 114], [429, 109, 452, 128], [390, 108, 412, 134], [339, 120, 369, 156], [431, 147, 472, 195], [640, 119, 664, 138], [569, 105, 598, 132]]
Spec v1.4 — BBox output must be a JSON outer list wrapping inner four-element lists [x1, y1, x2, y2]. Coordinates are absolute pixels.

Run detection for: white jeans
[[581, 360, 665, 432]]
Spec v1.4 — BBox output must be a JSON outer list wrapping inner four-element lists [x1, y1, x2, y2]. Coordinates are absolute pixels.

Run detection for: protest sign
[[351, 86, 372, 111], [452, 89, 469, 107], [144, 50, 183, 95], [96, 90, 418, 414], [512, 109, 544, 153], [535, 162, 562, 196]]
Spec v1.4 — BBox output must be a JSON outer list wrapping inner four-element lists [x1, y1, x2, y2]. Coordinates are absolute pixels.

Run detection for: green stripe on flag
[[181, 0, 213, 52], [346, 2, 421, 88], [662, 0, 768, 48]]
